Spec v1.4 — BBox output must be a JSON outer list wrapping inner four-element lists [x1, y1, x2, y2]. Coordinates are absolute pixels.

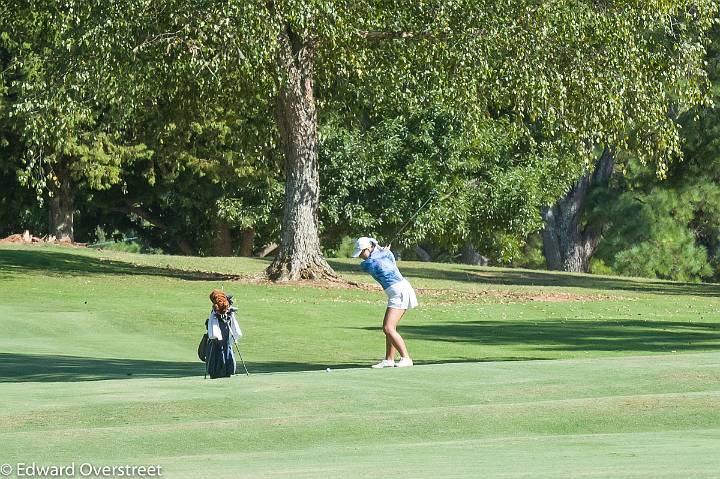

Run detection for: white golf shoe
[[371, 359, 396, 369], [396, 357, 414, 368]]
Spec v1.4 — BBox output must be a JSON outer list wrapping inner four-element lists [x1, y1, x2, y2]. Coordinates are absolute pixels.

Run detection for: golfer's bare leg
[[383, 307, 409, 358], [385, 335, 397, 361]]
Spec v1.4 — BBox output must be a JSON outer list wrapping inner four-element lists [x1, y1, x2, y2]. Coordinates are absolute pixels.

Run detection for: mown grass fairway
[[1, 244, 720, 478]]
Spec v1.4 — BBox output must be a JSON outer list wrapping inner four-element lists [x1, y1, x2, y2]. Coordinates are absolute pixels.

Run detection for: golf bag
[[201, 292, 248, 378], [206, 312, 237, 379], [197, 327, 209, 362]]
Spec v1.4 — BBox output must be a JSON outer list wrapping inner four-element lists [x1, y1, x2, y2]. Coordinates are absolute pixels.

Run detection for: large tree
[[1, 2, 155, 241], [540, 4, 718, 272], [5, 0, 718, 278], [589, 24, 720, 281]]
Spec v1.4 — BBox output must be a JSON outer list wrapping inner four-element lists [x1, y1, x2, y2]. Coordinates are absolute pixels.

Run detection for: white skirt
[[384, 279, 418, 310]]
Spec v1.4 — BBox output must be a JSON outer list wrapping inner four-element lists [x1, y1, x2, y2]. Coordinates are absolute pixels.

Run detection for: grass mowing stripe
[[3, 383, 718, 461], [152, 429, 720, 479], [8, 430, 720, 478], [4, 389, 720, 432]]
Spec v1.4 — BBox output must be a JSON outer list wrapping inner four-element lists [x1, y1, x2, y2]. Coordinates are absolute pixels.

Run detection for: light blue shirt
[[361, 247, 404, 290]]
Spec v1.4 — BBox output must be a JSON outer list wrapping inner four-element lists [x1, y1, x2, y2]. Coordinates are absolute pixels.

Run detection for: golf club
[[388, 188, 453, 247]]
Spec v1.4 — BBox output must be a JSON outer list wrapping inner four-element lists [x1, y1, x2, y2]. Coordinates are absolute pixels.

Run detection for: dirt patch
[[664, 372, 720, 384], [0, 231, 85, 247], [233, 275, 611, 303], [239, 274, 377, 291], [415, 288, 614, 304]]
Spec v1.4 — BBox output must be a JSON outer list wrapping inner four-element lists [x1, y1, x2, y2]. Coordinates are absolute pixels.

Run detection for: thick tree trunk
[[239, 227, 255, 257], [266, 25, 337, 281], [213, 221, 233, 256], [542, 147, 614, 272], [47, 163, 74, 242], [460, 243, 489, 266]]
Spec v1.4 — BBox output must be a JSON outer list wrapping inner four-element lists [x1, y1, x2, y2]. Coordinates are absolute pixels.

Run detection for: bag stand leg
[[204, 343, 210, 379], [233, 343, 250, 376], [229, 330, 249, 376]]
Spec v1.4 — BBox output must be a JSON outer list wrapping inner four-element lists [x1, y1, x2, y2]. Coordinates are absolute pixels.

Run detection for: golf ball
[[326, 368, 331, 372]]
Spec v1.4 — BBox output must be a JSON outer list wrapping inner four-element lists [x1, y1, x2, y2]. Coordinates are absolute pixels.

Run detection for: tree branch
[[111, 203, 194, 255], [358, 29, 482, 41], [131, 30, 184, 54]]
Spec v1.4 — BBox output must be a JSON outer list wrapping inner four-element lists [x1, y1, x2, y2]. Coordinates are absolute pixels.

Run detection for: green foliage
[[98, 241, 163, 254], [1, 1, 287, 251], [322, 0, 718, 168], [2, 0, 718, 264], [589, 258, 616, 277], [110, 104, 285, 254], [594, 163, 719, 282], [508, 234, 546, 270], [319, 104, 585, 262], [614, 238, 711, 282], [0, 168, 45, 237], [591, 24, 720, 282], [323, 235, 356, 258], [89, 227, 163, 254], [316, 1, 718, 264]]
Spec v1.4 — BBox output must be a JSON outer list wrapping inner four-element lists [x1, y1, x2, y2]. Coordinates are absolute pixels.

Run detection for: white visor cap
[[351, 237, 378, 257]]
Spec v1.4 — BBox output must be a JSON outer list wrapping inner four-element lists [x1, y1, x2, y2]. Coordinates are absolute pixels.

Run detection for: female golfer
[[352, 236, 418, 368]]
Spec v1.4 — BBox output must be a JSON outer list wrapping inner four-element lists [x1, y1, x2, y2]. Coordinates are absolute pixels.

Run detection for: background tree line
[[1, 1, 718, 282]]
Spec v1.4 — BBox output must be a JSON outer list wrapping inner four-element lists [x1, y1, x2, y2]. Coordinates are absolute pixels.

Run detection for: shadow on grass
[[326, 260, 720, 297], [385, 319, 720, 353], [0, 353, 363, 382], [405, 266, 720, 297], [0, 353, 358, 382], [0, 249, 254, 281], [0, 353, 552, 382], [0, 353, 204, 382], [250, 357, 548, 374], [3, 250, 717, 298]]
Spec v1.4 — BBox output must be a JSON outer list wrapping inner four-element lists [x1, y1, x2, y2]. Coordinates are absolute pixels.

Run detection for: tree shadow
[[326, 260, 363, 273], [393, 265, 720, 297], [0, 353, 556, 382], [0, 353, 374, 382], [248, 357, 549, 373], [5, 251, 715, 297], [390, 319, 720, 353], [325, 259, 720, 297], [0, 249, 244, 281], [0, 353, 203, 382], [0, 353, 377, 382]]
